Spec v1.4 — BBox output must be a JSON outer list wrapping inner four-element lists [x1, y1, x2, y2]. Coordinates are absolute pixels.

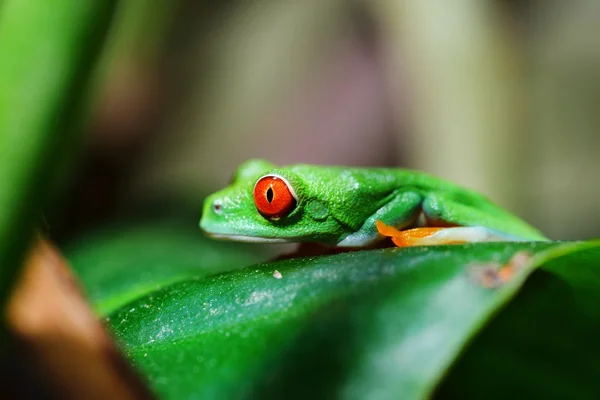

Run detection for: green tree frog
[[200, 159, 547, 247]]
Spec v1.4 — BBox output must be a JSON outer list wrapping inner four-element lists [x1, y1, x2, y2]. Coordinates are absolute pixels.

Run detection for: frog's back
[[287, 163, 481, 200], [287, 164, 546, 241]]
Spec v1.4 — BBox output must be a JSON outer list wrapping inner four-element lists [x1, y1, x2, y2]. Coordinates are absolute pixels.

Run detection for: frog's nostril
[[213, 200, 223, 214]]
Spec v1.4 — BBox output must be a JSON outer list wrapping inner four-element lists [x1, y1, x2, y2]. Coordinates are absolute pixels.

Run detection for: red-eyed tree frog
[[200, 159, 547, 247]]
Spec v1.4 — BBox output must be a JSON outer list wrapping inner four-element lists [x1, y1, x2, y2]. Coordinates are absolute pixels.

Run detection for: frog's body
[[200, 159, 547, 247]]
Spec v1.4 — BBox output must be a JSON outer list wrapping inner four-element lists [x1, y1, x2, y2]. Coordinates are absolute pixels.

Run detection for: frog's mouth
[[203, 232, 292, 244]]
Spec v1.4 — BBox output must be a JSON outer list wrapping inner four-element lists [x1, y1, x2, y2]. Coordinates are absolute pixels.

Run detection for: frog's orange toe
[[376, 220, 466, 247], [375, 220, 404, 237], [390, 227, 450, 247]]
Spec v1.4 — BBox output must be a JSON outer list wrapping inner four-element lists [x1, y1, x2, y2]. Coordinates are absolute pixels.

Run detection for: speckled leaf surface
[[106, 241, 600, 399]]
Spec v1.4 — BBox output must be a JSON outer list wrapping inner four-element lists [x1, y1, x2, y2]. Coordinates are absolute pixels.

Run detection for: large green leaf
[[0, 0, 116, 329], [107, 241, 599, 399], [66, 221, 275, 315], [437, 244, 600, 399]]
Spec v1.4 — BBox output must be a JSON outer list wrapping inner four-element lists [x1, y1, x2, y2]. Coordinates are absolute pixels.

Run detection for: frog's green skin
[[200, 159, 547, 247]]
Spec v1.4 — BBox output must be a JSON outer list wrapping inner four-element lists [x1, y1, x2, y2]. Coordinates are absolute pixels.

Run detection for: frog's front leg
[[337, 190, 423, 247]]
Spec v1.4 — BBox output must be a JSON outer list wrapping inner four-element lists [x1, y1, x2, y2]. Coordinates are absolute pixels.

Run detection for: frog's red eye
[[253, 175, 297, 219]]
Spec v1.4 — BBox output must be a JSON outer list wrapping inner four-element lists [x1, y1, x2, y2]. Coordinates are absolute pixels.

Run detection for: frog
[[200, 159, 547, 247]]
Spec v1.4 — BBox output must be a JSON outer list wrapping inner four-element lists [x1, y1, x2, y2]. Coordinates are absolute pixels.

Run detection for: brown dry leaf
[[5, 236, 154, 400]]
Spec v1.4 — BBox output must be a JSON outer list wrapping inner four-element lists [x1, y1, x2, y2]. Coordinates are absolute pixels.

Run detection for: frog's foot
[[376, 221, 508, 247]]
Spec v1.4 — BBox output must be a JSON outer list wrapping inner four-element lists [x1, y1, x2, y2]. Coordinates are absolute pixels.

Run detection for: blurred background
[[49, 0, 600, 243]]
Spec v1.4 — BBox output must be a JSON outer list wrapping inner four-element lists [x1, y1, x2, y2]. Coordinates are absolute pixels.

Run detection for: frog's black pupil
[[266, 187, 274, 203]]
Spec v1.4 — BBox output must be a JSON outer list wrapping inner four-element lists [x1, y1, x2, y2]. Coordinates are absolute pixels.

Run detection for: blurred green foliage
[[0, 0, 116, 336]]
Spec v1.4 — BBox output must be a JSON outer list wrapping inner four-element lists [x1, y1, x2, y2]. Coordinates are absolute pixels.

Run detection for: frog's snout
[[200, 197, 217, 231]]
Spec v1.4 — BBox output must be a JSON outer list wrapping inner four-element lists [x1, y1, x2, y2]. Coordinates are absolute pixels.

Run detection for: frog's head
[[199, 159, 348, 244]]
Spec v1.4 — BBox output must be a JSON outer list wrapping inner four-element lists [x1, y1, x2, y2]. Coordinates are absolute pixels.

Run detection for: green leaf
[[437, 243, 600, 399], [0, 0, 116, 342], [107, 241, 598, 399], [66, 221, 274, 315]]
